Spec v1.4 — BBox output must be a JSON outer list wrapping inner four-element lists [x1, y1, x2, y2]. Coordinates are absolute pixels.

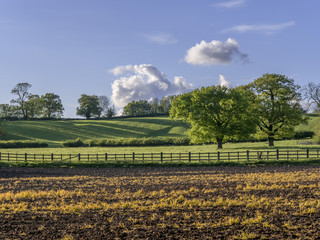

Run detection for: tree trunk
[[217, 139, 223, 149], [268, 136, 274, 147]]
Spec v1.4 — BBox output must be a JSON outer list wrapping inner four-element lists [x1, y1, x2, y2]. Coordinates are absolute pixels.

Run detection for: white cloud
[[110, 64, 193, 108], [212, 0, 246, 8], [184, 38, 249, 66], [144, 33, 178, 44], [218, 74, 232, 88], [221, 21, 295, 34]]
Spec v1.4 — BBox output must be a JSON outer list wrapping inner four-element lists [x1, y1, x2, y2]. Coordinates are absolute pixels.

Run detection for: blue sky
[[0, 0, 319, 117]]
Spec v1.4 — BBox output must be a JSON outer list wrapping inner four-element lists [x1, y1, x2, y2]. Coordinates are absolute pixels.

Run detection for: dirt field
[[1, 166, 320, 239]]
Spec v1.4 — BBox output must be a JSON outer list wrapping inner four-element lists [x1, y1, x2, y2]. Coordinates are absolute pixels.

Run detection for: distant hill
[[1, 116, 190, 147]]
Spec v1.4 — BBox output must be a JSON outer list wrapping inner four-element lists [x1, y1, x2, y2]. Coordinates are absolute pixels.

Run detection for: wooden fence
[[0, 149, 320, 164]]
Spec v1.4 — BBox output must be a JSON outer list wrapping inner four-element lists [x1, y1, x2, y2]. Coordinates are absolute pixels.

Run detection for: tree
[[0, 119, 5, 138], [170, 85, 258, 149], [40, 93, 64, 118], [106, 105, 116, 118], [0, 104, 22, 119], [98, 96, 110, 118], [123, 100, 152, 116], [76, 94, 102, 119], [303, 82, 320, 112], [11, 83, 32, 120], [248, 73, 307, 147], [25, 94, 42, 119]]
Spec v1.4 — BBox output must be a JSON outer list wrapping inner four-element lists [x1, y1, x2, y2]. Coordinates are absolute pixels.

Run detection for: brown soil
[[1, 166, 320, 239]]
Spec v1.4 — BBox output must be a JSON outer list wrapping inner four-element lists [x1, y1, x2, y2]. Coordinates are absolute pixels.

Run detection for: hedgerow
[[0, 140, 49, 148], [62, 137, 191, 148]]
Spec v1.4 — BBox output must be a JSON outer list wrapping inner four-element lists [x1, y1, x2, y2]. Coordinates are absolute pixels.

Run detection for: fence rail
[[0, 149, 320, 164]]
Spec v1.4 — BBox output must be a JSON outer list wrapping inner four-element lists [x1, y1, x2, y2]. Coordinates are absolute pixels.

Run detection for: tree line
[[170, 73, 320, 149], [0, 83, 117, 120]]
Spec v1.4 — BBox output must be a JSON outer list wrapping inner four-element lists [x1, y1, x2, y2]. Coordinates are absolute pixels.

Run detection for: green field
[[1, 116, 189, 147], [0, 115, 318, 153]]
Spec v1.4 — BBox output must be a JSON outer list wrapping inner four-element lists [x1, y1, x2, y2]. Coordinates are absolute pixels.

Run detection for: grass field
[[1, 115, 318, 148], [1, 166, 320, 239], [1, 116, 189, 147]]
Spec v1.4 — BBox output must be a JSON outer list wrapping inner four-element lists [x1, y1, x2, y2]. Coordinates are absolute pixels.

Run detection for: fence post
[[247, 150, 249, 161], [105, 153, 108, 161], [218, 151, 220, 161], [132, 152, 135, 162], [276, 149, 279, 160], [0, 152, 1, 161], [160, 152, 163, 163], [307, 149, 309, 159], [25, 153, 27, 162], [51, 153, 54, 161], [78, 153, 81, 161], [189, 152, 191, 162]]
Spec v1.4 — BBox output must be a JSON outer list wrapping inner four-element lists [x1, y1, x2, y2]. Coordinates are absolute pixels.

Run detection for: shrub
[[0, 140, 48, 148], [62, 137, 191, 148], [62, 138, 87, 147], [293, 131, 315, 139]]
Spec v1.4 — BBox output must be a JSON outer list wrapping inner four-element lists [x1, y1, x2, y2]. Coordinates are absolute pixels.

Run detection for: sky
[[0, 0, 319, 117]]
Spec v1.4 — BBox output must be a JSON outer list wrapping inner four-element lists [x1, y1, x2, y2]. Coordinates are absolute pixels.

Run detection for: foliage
[[62, 138, 88, 147], [10, 82, 32, 120], [123, 100, 152, 116], [25, 94, 42, 119], [106, 105, 116, 118], [63, 136, 190, 147], [40, 93, 64, 118], [0, 140, 48, 148], [0, 104, 22, 119], [76, 94, 102, 119], [170, 85, 258, 149], [248, 74, 308, 147], [0, 120, 5, 138]]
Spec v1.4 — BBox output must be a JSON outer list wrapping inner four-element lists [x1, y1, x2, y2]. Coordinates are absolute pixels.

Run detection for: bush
[[62, 138, 88, 147], [62, 137, 191, 148], [293, 131, 315, 139], [0, 140, 48, 148]]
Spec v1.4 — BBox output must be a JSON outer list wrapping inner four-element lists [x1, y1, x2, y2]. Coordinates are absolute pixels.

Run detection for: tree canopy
[[76, 94, 102, 119], [170, 85, 258, 149], [40, 93, 64, 118], [10, 82, 32, 120], [123, 100, 152, 116], [248, 73, 307, 146]]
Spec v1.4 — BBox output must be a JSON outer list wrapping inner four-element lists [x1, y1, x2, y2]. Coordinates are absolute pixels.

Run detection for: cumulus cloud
[[110, 64, 193, 108], [184, 38, 249, 66], [221, 21, 295, 34], [212, 0, 246, 8], [144, 33, 178, 44], [218, 74, 232, 88]]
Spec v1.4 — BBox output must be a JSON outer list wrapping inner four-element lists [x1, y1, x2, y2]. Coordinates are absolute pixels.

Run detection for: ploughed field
[[1, 166, 320, 239]]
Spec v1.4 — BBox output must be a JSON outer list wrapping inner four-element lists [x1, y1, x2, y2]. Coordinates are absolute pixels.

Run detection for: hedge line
[[62, 137, 191, 147], [0, 140, 49, 148], [62, 131, 315, 148]]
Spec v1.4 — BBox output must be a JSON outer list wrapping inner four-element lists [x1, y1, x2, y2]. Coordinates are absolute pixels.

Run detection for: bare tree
[[303, 82, 320, 112], [98, 96, 110, 118]]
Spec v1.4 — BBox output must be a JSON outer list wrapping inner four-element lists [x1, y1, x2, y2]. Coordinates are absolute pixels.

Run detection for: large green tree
[[170, 85, 258, 149], [25, 94, 42, 119], [248, 73, 307, 146], [10, 82, 32, 120], [40, 93, 64, 118], [76, 94, 102, 119], [123, 100, 152, 116]]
